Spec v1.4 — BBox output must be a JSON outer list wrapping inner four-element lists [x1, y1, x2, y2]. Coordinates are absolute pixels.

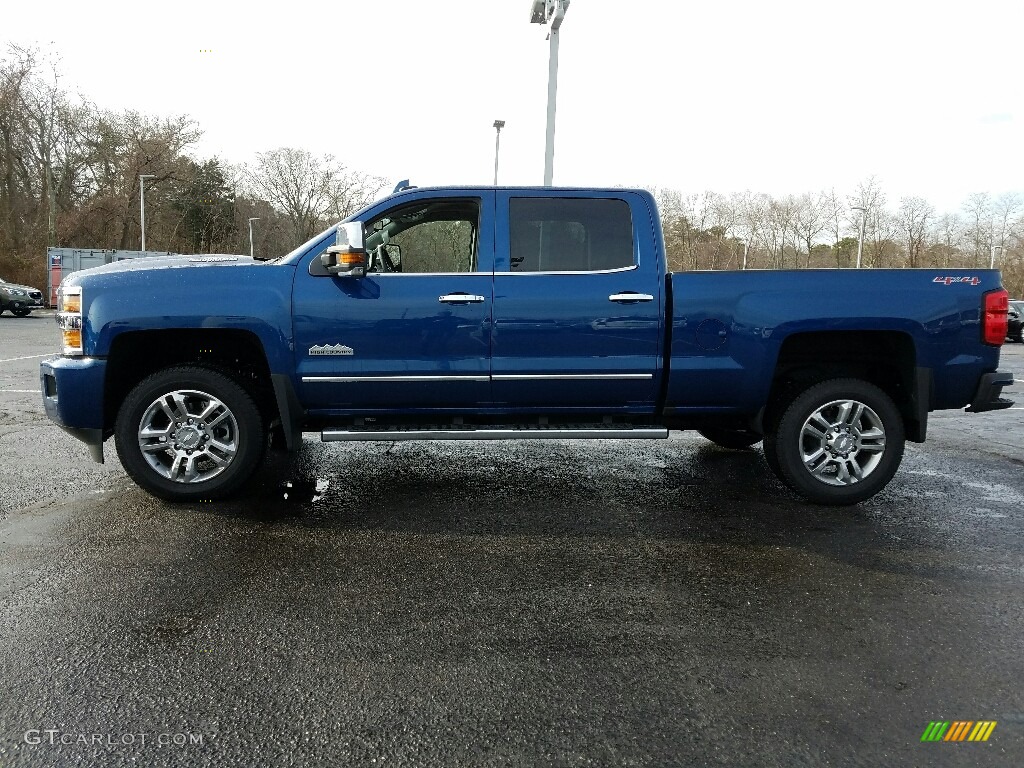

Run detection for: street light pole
[[248, 218, 260, 259], [139, 174, 156, 251], [742, 240, 749, 270], [851, 205, 867, 269], [530, 0, 570, 186], [492, 120, 505, 185]]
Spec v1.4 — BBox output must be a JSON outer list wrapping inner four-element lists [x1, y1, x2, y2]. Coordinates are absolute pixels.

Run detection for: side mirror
[[321, 222, 367, 277]]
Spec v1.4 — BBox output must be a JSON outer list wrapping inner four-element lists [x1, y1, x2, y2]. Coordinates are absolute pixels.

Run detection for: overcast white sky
[[3, 0, 1022, 212]]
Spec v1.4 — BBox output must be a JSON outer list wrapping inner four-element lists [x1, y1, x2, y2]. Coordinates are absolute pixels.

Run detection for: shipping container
[[47, 248, 176, 306]]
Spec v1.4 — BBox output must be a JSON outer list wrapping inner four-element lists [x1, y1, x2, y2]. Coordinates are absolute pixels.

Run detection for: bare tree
[[792, 192, 826, 268], [245, 148, 385, 243], [962, 192, 991, 267], [933, 213, 960, 267], [763, 195, 795, 268], [898, 196, 934, 268], [735, 191, 767, 269], [244, 148, 336, 243], [992, 192, 1021, 254]]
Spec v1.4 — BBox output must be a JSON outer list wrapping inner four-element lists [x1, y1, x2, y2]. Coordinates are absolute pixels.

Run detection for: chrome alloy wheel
[[136, 389, 240, 483], [799, 399, 886, 486]]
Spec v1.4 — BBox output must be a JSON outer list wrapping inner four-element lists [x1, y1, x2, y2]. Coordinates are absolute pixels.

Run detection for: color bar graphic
[[921, 720, 996, 742]]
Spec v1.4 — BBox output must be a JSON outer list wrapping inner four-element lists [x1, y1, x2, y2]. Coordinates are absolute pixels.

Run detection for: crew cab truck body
[[41, 186, 1015, 505]]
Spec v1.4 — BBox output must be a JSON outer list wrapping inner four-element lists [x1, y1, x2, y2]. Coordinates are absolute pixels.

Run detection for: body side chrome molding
[[304, 373, 652, 383], [492, 373, 653, 381], [303, 375, 489, 383]]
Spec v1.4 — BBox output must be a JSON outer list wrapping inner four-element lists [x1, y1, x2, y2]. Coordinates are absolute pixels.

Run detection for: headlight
[[60, 290, 81, 313], [8, 288, 26, 296], [56, 286, 83, 355]]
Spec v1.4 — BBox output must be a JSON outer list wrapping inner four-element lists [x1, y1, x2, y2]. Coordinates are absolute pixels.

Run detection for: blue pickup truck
[[41, 186, 1015, 505]]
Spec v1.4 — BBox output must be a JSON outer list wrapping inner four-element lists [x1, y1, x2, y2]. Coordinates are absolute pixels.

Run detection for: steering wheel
[[375, 244, 396, 272], [369, 230, 396, 273]]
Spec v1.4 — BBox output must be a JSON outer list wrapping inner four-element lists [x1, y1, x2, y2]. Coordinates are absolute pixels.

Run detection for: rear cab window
[[506, 198, 635, 273]]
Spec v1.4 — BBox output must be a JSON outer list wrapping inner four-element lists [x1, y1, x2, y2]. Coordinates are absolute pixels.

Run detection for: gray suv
[[0, 277, 45, 316]]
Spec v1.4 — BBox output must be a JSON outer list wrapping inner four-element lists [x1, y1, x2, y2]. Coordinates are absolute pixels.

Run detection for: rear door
[[491, 191, 663, 412]]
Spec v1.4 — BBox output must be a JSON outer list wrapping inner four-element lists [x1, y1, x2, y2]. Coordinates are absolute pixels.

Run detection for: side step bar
[[321, 425, 669, 442]]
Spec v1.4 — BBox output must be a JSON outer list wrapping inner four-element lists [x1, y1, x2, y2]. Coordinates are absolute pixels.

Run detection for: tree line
[[0, 47, 385, 290], [653, 181, 1023, 297], [2, 45, 1022, 300]]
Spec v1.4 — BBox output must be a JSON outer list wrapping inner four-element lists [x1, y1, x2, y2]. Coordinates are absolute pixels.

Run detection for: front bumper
[[40, 356, 108, 463], [4, 297, 44, 310], [966, 371, 1015, 413]]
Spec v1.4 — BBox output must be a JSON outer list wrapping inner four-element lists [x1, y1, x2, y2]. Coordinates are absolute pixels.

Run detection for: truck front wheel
[[767, 378, 905, 506], [114, 366, 265, 501]]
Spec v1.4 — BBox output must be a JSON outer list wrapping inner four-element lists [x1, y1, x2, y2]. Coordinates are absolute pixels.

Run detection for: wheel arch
[[760, 330, 927, 442], [104, 329, 286, 440]]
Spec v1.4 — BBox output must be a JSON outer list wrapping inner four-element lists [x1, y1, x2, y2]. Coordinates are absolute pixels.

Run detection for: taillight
[[982, 288, 1008, 345]]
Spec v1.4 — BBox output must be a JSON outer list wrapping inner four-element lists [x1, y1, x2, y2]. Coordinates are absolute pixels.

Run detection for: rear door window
[[507, 198, 634, 272]]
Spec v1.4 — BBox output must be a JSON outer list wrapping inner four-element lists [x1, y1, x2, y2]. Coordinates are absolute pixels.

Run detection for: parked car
[[1008, 301, 1023, 342], [41, 186, 1015, 506], [0, 277, 45, 316]]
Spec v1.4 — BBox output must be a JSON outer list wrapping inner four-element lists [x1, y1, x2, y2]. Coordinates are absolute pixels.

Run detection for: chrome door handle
[[439, 293, 485, 304], [609, 292, 654, 303]]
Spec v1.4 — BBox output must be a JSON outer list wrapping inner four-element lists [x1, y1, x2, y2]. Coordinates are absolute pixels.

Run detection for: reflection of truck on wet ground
[[41, 185, 1016, 506]]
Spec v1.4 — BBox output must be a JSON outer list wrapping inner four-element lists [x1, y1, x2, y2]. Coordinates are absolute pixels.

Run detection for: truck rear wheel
[[114, 366, 265, 501], [767, 378, 905, 505]]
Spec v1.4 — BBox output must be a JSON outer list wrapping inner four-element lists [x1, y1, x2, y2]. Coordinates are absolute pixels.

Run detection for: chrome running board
[[321, 425, 669, 442]]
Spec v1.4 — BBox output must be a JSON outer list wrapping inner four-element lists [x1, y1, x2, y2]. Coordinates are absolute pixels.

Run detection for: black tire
[[767, 378, 905, 505], [12, 307, 31, 317], [698, 428, 762, 450], [114, 366, 265, 501], [761, 430, 792, 489], [761, 387, 797, 490]]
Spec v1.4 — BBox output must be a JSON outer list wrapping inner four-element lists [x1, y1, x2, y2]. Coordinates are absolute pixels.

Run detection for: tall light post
[[851, 205, 867, 269], [248, 217, 260, 259], [492, 120, 505, 185], [990, 244, 1003, 270], [530, 0, 570, 186], [139, 174, 156, 251]]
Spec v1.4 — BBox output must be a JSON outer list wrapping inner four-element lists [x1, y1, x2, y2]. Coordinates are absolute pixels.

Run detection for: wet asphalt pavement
[[1, 314, 1023, 767]]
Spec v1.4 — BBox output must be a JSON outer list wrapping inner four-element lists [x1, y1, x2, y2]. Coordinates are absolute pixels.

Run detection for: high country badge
[[309, 344, 354, 356]]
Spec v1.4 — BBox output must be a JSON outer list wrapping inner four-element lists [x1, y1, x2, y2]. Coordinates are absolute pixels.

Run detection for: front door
[[293, 192, 494, 413]]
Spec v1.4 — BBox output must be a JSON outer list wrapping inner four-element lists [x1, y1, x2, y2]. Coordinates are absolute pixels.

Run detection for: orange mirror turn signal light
[[337, 250, 367, 267]]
